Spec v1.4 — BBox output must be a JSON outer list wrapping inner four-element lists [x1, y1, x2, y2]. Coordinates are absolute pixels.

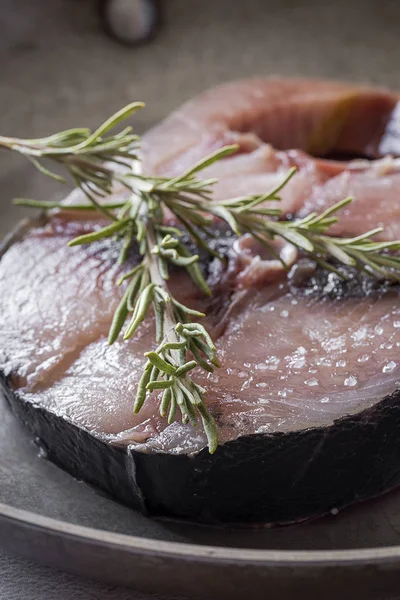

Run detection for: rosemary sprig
[[148, 164, 400, 282], [0, 103, 143, 220], [3, 104, 400, 453]]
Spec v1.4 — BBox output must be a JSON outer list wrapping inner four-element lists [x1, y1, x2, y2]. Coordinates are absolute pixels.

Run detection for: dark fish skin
[[3, 373, 400, 524]]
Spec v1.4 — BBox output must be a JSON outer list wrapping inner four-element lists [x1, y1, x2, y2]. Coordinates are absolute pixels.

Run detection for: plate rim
[[2, 501, 400, 567]]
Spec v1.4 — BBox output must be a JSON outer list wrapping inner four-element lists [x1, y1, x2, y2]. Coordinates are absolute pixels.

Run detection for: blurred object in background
[[100, 0, 160, 45]]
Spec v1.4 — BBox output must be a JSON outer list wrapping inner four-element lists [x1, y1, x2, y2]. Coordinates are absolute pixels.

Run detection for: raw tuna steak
[[2, 78, 400, 524]]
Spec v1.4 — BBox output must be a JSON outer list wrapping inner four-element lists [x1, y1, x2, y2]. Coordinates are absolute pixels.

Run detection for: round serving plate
[[2, 199, 400, 600], [2, 394, 400, 600]]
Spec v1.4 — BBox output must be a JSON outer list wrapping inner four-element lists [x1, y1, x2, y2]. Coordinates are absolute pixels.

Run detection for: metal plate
[[3, 394, 400, 600]]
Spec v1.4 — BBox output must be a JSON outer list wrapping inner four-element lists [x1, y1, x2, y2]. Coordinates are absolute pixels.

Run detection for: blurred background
[[1, 0, 400, 238]]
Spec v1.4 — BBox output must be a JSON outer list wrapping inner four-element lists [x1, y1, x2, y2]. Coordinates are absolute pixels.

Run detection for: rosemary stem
[[65, 155, 115, 175], [146, 222, 185, 361], [132, 161, 202, 425], [134, 162, 182, 354]]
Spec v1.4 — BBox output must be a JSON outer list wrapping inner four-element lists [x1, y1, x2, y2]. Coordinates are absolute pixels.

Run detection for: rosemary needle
[[3, 104, 400, 453]]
